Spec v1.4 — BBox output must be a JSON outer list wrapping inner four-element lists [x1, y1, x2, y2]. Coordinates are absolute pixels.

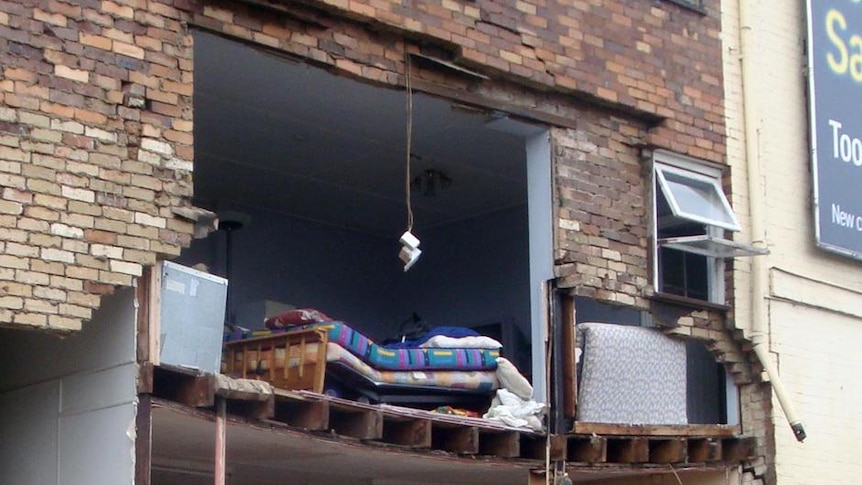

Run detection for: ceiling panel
[[193, 30, 535, 236]]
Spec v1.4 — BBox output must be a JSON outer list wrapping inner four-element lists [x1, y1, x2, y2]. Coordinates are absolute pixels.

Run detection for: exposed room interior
[[179, 31, 549, 387], [0, 27, 749, 485]]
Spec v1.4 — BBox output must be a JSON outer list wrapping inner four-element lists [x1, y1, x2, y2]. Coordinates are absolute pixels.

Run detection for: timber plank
[[562, 296, 577, 419], [382, 418, 432, 448], [137, 362, 154, 394], [433, 425, 479, 454], [648, 438, 687, 464], [274, 397, 330, 430], [330, 407, 383, 440], [153, 365, 215, 407], [723, 437, 756, 462], [176, 373, 216, 407], [688, 437, 722, 462], [607, 437, 649, 463], [568, 436, 607, 463], [135, 394, 152, 485], [521, 435, 552, 460], [227, 397, 275, 420], [573, 422, 740, 437], [478, 430, 521, 458]]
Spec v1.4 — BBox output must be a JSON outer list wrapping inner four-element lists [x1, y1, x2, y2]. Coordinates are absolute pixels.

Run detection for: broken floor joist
[[148, 365, 755, 467], [564, 434, 756, 465]]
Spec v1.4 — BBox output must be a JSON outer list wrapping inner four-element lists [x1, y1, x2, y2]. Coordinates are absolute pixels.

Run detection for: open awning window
[[655, 163, 741, 232]]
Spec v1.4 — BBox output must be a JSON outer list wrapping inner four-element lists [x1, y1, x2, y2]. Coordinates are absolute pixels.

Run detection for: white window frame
[[654, 163, 741, 232], [651, 150, 765, 304]]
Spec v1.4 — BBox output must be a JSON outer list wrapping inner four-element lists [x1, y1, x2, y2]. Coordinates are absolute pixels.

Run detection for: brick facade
[[1, 0, 771, 480], [1, 0, 196, 331], [0, 0, 727, 333]]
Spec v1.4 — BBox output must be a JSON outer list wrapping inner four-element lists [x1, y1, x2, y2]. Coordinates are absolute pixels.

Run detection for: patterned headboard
[[576, 322, 688, 425]]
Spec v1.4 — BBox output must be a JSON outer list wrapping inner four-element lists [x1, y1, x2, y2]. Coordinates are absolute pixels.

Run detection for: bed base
[[222, 329, 495, 408], [222, 328, 328, 393]]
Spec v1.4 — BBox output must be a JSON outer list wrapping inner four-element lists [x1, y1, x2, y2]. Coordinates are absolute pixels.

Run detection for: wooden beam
[[573, 422, 740, 437], [227, 397, 275, 420], [519, 435, 543, 460], [137, 362, 153, 394], [176, 373, 216, 408], [329, 408, 383, 440], [607, 437, 649, 463], [722, 437, 756, 462], [134, 394, 152, 485], [135, 266, 151, 364], [549, 434, 567, 461], [433, 425, 479, 454], [567, 436, 607, 463], [275, 398, 329, 430], [382, 418, 432, 448], [479, 430, 521, 458], [148, 262, 162, 366], [561, 296, 577, 419], [688, 437, 722, 462], [648, 438, 687, 464], [153, 365, 216, 407]]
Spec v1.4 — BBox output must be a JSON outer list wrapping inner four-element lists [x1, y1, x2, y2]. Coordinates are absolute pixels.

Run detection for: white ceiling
[[193, 31, 538, 237]]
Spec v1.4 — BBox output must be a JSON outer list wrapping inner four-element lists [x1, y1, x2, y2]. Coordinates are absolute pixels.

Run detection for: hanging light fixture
[[411, 168, 453, 197]]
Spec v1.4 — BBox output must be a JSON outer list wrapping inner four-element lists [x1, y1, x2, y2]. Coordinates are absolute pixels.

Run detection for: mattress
[[576, 322, 687, 425], [326, 342, 498, 391], [225, 334, 498, 391], [226, 322, 500, 372]]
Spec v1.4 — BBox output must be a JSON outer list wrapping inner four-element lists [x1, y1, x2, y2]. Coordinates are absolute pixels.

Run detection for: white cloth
[[483, 388, 545, 431], [483, 357, 545, 431], [419, 335, 503, 349]]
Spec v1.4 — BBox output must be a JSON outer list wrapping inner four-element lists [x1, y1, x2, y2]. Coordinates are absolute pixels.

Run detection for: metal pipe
[[738, 0, 806, 442]]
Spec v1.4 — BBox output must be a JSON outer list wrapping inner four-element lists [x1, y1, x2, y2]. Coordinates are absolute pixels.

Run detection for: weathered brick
[[55, 65, 90, 83], [0, 200, 23, 215], [16, 270, 50, 285], [41, 248, 75, 263], [47, 314, 82, 331], [0, 280, 33, 296], [6, 242, 39, 258], [32, 259, 66, 276], [15, 312, 48, 327]]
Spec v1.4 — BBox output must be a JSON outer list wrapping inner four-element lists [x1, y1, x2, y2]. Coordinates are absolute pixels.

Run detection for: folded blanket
[[420, 335, 502, 349]]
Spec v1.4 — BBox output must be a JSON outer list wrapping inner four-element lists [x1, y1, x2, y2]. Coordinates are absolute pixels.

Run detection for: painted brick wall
[[723, 1, 862, 484]]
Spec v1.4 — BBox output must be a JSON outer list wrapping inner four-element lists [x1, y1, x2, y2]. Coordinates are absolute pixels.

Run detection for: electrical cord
[[404, 51, 414, 233]]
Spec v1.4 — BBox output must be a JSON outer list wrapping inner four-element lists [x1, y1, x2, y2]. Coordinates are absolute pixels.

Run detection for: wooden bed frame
[[221, 328, 496, 409], [222, 328, 328, 393]]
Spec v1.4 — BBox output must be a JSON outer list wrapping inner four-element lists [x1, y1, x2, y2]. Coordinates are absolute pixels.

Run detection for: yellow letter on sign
[[827, 9, 849, 75]]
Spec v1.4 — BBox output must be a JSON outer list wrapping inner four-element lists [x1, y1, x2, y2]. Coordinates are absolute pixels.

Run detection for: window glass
[[656, 165, 740, 231]]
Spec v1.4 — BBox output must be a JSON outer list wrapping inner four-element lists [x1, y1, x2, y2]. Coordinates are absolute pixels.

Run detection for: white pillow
[[496, 357, 533, 400]]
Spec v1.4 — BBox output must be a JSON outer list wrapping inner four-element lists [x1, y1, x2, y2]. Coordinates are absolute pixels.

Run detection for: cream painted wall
[[770, 298, 862, 483], [723, 1, 862, 484]]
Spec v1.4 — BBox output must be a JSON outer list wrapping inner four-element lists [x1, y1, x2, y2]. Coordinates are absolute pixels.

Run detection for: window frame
[[650, 151, 743, 304], [663, 0, 707, 15], [654, 163, 741, 232]]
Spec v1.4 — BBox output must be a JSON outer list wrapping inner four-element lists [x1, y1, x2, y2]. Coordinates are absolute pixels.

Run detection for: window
[[651, 151, 766, 303], [664, 0, 706, 14]]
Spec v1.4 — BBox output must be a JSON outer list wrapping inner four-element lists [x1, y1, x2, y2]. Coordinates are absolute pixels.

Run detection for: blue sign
[[808, 0, 862, 259]]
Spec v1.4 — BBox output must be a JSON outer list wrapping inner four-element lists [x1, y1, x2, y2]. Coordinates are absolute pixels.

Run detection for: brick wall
[[0, 0, 761, 478], [0, 0, 197, 331], [0, 0, 728, 333]]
